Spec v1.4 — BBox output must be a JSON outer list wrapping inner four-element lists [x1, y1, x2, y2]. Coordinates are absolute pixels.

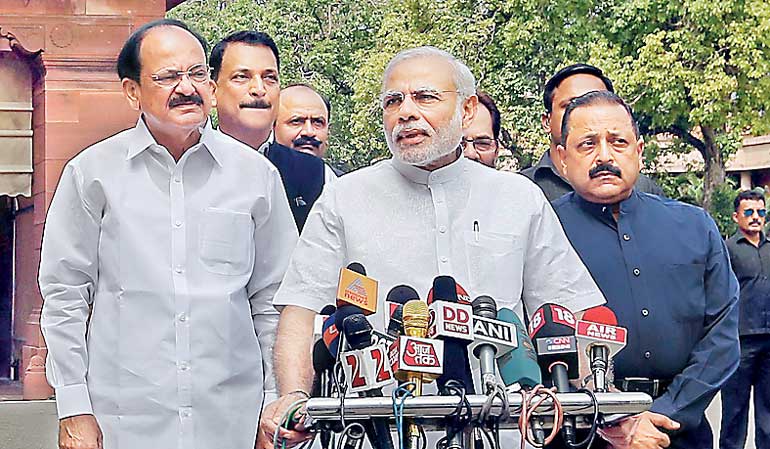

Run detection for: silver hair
[[382, 46, 476, 99]]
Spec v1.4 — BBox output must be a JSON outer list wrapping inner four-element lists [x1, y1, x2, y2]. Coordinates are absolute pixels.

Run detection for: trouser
[[720, 334, 770, 449]]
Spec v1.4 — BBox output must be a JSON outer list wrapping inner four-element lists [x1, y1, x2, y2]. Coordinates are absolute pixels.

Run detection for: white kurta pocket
[[199, 207, 254, 275], [463, 230, 522, 308]]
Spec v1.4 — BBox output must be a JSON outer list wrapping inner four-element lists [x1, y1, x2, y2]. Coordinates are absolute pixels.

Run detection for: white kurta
[[273, 155, 604, 327], [39, 118, 298, 449]]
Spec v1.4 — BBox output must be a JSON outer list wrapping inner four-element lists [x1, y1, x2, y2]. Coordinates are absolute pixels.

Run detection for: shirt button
[[623, 234, 631, 241], [179, 362, 190, 371], [440, 257, 448, 263], [633, 268, 641, 276], [439, 226, 446, 233], [174, 177, 182, 183], [641, 308, 649, 317], [181, 410, 191, 418], [174, 266, 184, 274], [644, 351, 651, 359], [178, 313, 187, 322]]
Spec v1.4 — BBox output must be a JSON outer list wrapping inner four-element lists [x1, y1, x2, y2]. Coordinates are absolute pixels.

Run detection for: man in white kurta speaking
[[259, 46, 605, 448], [38, 19, 298, 449]]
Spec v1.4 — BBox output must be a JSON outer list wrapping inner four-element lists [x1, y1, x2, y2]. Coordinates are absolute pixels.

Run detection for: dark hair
[[561, 90, 639, 146], [210, 30, 280, 81], [284, 83, 332, 119], [734, 189, 765, 211], [543, 63, 614, 113], [476, 90, 501, 140], [117, 19, 209, 83]]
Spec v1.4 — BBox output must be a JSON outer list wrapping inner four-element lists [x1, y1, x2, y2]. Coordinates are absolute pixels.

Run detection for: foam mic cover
[[528, 303, 579, 380], [347, 262, 366, 275], [583, 306, 618, 325], [311, 339, 336, 397], [426, 276, 471, 305], [320, 304, 337, 316], [343, 314, 373, 350], [322, 305, 363, 357], [386, 285, 419, 304], [496, 308, 541, 389], [430, 276, 476, 394]]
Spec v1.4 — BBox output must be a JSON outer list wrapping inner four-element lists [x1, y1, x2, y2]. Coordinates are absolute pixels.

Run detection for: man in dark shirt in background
[[552, 90, 739, 449], [522, 64, 663, 201], [720, 189, 770, 449]]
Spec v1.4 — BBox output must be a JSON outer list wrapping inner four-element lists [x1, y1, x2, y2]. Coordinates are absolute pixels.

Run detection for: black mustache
[[292, 136, 322, 149], [169, 94, 203, 108], [751, 220, 762, 226], [239, 99, 271, 109], [589, 163, 622, 179]]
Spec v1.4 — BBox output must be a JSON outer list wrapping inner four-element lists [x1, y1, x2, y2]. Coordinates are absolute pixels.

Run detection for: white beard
[[386, 107, 464, 167]]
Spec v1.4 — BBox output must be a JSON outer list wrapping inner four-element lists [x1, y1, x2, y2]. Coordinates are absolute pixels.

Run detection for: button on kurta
[[633, 268, 641, 276], [644, 351, 651, 359], [623, 234, 631, 241], [641, 308, 649, 317]]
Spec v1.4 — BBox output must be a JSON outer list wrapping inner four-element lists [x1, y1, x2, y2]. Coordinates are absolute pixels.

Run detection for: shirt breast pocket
[[199, 208, 254, 276], [662, 262, 706, 324], [464, 230, 522, 306]]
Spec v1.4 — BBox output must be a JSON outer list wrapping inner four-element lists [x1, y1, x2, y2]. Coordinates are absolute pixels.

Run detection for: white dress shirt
[[39, 118, 298, 449], [273, 155, 604, 326]]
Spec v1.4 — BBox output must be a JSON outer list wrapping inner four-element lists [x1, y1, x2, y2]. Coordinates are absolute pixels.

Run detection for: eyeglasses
[[462, 137, 498, 153], [380, 89, 459, 113], [743, 208, 767, 217], [150, 64, 210, 87]]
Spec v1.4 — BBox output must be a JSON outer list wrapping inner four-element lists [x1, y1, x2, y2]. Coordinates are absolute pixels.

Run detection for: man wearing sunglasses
[[39, 19, 297, 449], [720, 189, 770, 449], [462, 90, 501, 168]]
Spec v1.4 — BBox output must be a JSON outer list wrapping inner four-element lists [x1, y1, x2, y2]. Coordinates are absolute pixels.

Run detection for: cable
[[517, 385, 563, 449], [273, 397, 309, 449], [564, 389, 601, 449], [435, 380, 473, 449], [336, 422, 366, 449], [392, 382, 416, 449]]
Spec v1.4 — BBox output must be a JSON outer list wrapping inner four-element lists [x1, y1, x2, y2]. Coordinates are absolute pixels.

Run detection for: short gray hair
[[382, 46, 476, 99]]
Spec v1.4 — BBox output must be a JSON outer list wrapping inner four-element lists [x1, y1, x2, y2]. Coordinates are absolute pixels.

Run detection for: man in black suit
[[211, 31, 325, 231]]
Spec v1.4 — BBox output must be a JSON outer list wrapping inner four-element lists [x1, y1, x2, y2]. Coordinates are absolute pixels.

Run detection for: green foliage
[[655, 172, 739, 236], [171, 0, 770, 210]]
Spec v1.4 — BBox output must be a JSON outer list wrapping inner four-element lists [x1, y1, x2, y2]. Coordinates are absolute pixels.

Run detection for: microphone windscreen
[[582, 306, 618, 326], [323, 305, 363, 357], [386, 285, 419, 304], [430, 276, 458, 304], [497, 308, 541, 388], [320, 304, 337, 316], [529, 303, 577, 339], [342, 314, 373, 350], [346, 262, 366, 275], [471, 295, 497, 318], [313, 338, 336, 373], [529, 303, 580, 380]]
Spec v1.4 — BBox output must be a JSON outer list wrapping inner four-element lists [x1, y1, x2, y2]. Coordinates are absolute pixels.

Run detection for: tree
[[590, 0, 770, 210]]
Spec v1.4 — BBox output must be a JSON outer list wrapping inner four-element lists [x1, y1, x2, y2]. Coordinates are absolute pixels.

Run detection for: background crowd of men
[[35, 17, 769, 449]]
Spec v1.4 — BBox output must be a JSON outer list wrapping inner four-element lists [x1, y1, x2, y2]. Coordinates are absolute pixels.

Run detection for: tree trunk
[[701, 126, 726, 212]]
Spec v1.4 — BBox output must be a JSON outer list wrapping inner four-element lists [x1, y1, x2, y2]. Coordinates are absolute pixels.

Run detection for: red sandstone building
[[0, 0, 184, 399]]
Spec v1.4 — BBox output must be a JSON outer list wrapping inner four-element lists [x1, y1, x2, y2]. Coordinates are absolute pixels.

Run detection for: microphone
[[312, 338, 337, 449], [529, 303, 579, 445], [322, 305, 363, 359], [496, 308, 541, 389], [385, 284, 418, 330], [341, 315, 395, 449], [469, 296, 504, 392], [576, 306, 627, 392], [429, 276, 476, 395], [337, 262, 378, 315], [387, 304, 404, 338]]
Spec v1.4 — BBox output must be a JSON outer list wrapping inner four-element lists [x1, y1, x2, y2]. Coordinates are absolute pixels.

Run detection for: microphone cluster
[[305, 263, 630, 449]]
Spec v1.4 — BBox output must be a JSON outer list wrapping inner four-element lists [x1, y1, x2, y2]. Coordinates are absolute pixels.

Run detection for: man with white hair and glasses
[[259, 46, 605, 448]]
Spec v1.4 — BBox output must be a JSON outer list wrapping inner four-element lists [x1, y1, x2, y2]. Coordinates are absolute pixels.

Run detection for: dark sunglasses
[[743, 208, 767, 217]]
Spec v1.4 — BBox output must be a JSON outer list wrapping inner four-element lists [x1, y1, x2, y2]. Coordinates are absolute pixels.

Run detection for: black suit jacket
[[264, 142, 325, 231]]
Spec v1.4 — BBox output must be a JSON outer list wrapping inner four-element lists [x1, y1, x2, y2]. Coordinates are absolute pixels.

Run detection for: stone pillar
[[740, 171, 752, 191]]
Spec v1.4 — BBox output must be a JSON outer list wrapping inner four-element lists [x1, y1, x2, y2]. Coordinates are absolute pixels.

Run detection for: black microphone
[[347, 262, 366, 275], [529, 303, 579, 445], [342, 314, 395, 449], [431, 276, 476, 393], [320, 304, 337, 316], [430, 276, 475, 449], [312, 338, 337, 449], [471, 295, 499, 393], [387, 304, 404, 338], [386, 284, 419, 304]]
